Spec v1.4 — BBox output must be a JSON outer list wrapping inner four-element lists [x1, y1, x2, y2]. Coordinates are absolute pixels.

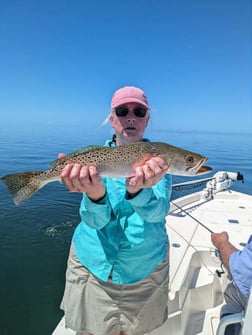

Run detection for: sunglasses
[[115, 106, 148, 118]]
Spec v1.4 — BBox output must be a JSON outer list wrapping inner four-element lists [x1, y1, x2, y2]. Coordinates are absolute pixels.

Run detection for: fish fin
[[50, 145, 104, 168], [1, 171, 44, 205]]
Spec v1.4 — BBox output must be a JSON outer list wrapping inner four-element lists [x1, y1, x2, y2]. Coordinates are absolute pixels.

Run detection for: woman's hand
[[126, 156, 168, 196], [58, 153, 106, 201]]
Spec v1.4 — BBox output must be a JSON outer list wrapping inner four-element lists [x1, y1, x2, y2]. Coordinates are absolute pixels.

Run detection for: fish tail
[[1, 171, 45, 205]]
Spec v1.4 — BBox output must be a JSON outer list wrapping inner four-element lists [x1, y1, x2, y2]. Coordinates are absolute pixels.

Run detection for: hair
[[100, 108, 115, 127]]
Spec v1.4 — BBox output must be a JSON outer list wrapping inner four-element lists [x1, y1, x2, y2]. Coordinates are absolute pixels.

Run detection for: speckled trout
[[1, 142, 212, 205]]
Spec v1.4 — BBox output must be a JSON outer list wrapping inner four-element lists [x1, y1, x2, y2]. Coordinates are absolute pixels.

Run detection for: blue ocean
[[0, 125, 251, 335]]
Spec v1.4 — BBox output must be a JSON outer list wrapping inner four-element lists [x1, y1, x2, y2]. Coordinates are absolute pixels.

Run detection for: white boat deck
[[161, 189, 252, 335], [52, 182, 252, 335]]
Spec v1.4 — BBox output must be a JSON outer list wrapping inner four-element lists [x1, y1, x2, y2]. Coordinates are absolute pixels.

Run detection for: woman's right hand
[[58, 153, 106, 201]]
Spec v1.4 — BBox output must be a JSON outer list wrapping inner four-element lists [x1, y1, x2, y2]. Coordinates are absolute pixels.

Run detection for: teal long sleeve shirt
[[73, 139, 172, 284]]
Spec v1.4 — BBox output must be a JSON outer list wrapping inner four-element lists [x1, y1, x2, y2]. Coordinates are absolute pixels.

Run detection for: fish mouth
[[125, 127, 137, 131], [197, 165, 212, 175], [187, 157, 212, 175]]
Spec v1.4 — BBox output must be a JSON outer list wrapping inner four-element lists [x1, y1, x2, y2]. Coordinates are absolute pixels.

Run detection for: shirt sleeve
[[79, 193, 112, 230], [126, 174, 172, 222], [229, 235, 252, 297]]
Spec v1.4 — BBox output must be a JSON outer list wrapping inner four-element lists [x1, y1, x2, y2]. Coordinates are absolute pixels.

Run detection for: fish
[[1, 142, 212, 205]]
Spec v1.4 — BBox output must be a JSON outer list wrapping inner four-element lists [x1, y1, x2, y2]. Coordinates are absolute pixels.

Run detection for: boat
[[52, 171, 252, 335]]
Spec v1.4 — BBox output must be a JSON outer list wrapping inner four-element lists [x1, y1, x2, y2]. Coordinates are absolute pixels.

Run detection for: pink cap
[[111, 86, 149, 109]]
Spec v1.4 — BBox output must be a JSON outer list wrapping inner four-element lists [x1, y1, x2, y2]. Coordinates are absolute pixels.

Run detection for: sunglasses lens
[[115, 107, 147, 118], [115, 107, 129, 117], [134, 108, 147, 117]]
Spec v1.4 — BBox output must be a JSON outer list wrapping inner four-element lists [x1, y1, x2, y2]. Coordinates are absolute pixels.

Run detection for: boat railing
[[171, 171, 244, 202]]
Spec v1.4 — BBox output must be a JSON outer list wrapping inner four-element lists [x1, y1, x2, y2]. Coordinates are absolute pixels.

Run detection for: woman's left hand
[[126, 156, 168, 195]]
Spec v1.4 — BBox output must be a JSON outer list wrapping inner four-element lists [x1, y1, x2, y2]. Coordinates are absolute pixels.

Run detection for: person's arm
[[126, 156, 168, 196], [79, 191, 113, 230], [211, 232, 238, 273], [127, 177, 172, 222], [58, 153, 106, 201], [61, 164, 106, 201], [58, 154, 111, 229], [125, 156, 172, 222]]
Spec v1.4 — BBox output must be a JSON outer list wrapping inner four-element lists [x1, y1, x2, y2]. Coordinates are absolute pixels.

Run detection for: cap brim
[[112, 97, 149, 109]]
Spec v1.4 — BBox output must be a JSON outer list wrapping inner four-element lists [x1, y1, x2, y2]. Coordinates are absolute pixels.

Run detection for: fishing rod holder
[[172, 171, 244, 201], [203, 171, 244, 201]]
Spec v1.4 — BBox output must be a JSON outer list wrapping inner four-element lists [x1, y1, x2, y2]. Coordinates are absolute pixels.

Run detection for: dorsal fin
[[50, 145, 104, 168]]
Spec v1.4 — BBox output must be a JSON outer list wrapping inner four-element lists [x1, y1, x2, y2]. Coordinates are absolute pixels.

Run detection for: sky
[[0, 0, 251, 134]]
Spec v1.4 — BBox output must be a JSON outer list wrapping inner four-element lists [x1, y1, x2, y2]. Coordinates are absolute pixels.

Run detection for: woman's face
[[110, 102, 149, 145]]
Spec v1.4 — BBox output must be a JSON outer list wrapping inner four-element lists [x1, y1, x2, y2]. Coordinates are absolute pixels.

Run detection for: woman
[[60, 86, 172, 335]]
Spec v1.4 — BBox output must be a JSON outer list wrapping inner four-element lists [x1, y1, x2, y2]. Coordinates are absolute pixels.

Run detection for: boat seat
[[216, 312, 244, 335]]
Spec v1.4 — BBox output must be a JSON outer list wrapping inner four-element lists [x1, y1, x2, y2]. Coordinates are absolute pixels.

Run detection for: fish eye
[[185, 155, 194, 164]]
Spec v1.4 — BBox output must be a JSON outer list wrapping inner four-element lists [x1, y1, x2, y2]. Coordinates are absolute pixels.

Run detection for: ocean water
[[0, 125, 251, 335]]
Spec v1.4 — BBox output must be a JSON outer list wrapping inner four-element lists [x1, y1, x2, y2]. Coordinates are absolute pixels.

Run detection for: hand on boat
[[58, 153, 106, 201], [126, 156, 168, 195]]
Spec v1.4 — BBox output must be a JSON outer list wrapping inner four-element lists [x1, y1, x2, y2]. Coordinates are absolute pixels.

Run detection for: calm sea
[[0, 125, 251, 335]]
